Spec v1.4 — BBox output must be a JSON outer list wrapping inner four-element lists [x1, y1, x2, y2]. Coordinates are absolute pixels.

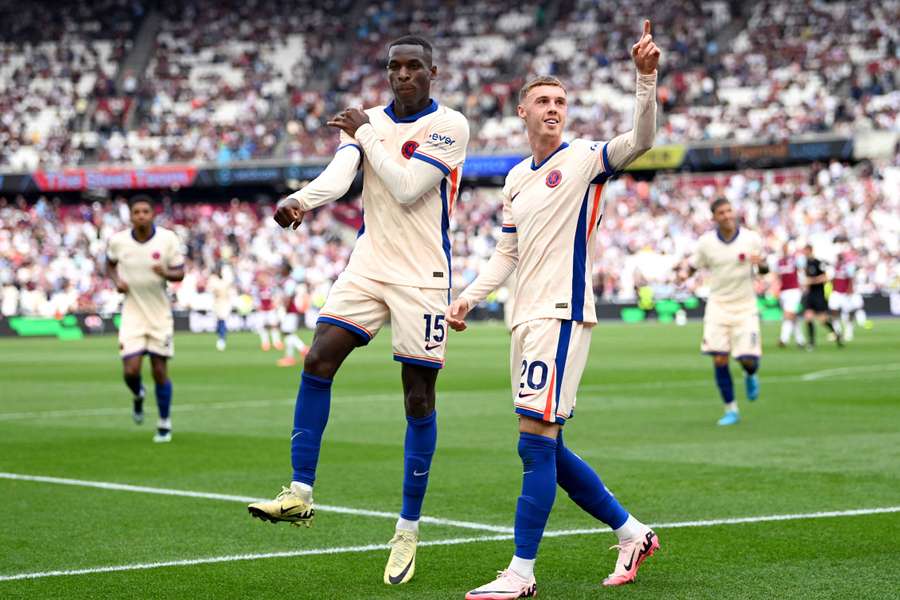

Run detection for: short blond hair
[[519, 76, 566, 103]]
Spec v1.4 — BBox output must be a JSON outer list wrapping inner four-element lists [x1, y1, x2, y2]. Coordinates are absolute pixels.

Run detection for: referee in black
[[802, 244, 843, 349]]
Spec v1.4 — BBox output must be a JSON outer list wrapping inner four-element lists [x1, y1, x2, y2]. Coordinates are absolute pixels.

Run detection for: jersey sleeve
[[571, 139, 614, 184], [106, 235, 119, 263], [289, 130, 362, 211], [459, 181, 518, 307], [411, 112, 470, 176], [691, 238, 709, 270]]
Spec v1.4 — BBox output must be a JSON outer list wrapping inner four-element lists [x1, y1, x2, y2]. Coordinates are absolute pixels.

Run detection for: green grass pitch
[[1, 320, 898, 599]]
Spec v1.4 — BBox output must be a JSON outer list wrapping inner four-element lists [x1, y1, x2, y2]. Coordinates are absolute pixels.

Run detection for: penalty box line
[[2, 506, 898, 582], [0, 472, 513, 534]]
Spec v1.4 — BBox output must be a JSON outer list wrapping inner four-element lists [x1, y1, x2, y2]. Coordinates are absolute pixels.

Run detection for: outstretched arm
[[274, 142, 362, 229], [603, 20, 661, 173]]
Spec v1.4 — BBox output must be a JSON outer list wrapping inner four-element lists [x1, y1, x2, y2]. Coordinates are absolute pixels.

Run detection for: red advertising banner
[[31, 166, 199, 191]]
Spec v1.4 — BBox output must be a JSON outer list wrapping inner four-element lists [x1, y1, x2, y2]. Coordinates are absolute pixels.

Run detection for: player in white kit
[[247, 36, 469, 586], [688, 198, 768, 426], [447, 20, 661, 598], [208, 267, 233, 351], [106, 195, 184, 443]]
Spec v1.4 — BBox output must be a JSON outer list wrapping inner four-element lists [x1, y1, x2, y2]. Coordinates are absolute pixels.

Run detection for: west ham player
[[247, 35, 469, 586], [830, 247, 861, 341], [256, 274, 283, 351], [106, 195, 184, 443], [776, 242, 806, 348], [447, 21, 660, 598], [803, 245, 843, 348], [688, 198, 767, 426]]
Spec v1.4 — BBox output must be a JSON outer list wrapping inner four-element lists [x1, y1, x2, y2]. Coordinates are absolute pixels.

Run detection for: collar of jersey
[[384, 99, 438, 123], [131, 225, 156, 243], [530, 142, 569, 170], [716, 226, 740, 244]]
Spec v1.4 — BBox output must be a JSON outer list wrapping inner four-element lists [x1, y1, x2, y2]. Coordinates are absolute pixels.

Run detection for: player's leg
[[149, 354, 173, 443], [122, 352, 145, 424], [249, 272, 386, 526], [468, 320, 563, 599], [735, 314, 762, 402], [779, 310, 794, 348], [215, 318, 226, 351], [257, 314, 271, 351], [384, 285, 446, 585], [804, 306, 816, 349], [701, 313, 738, 424]]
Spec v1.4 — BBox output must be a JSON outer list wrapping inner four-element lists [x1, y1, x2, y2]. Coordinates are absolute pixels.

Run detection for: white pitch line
[[800, 363, 900, 381], [1, 506, 897, 582], [0, 472, 512, 534], [4, 362, 898, 422]]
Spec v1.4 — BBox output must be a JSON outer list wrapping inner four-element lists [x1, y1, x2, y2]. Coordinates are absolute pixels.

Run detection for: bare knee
[[712, 355, 730, 367], [303, 346, 340, 379], [405, 388, 434, 418]]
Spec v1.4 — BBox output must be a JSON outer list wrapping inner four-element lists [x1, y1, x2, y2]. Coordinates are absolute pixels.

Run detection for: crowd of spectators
[[1, 0, 896, 169], [2, 159, 897, 318]]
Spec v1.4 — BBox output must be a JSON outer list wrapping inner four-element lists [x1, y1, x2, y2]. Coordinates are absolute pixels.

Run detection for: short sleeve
[[692, 238, 709, 270], [167, 233, 185, 269], [572, 139, 614, 184], [106, 236, 119, 263], [412, 112, 470, 176]]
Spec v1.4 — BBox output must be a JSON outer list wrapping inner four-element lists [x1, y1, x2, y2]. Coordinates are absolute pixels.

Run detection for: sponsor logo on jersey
[[401, 140, 419, 159], [427, 132, 455, 146], [546, 169, 562, 188]]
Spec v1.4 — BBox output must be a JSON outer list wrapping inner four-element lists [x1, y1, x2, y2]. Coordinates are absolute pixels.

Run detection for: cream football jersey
[[693, 228, 763, 311], [345, 101, 469, 289], [107, 226, 184, 331], [460, 72, 657, 326]]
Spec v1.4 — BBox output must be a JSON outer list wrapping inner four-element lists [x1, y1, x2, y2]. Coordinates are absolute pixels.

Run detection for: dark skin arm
[[107, 259, 128, 293], [152, 264, 185, 282], [327, 108, 370, 138]]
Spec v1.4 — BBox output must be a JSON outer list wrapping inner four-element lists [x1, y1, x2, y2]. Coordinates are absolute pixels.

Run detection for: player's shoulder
[[503, 158, 533, 187], [109, 229, 131, 245], [569, 138, 603, 153], [697, 229, 718, 245], [739, 227, 762, 244], [155, 226, 179, 241]]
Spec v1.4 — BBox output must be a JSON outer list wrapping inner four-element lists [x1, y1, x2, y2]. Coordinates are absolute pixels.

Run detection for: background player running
[[683, 198, 768, 426], [776, 242, 806, 348], [247, 35, 469, 586], [802, 244, 843, 349], [448, 20, 660, 599], [106, 195, 184, 443]]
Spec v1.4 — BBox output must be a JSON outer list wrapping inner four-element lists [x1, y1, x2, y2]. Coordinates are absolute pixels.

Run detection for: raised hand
[[327, 108, 370, 138], [445, 297, 471, 332], [274, 196, 307, 230], [631, 19, 661, 75]]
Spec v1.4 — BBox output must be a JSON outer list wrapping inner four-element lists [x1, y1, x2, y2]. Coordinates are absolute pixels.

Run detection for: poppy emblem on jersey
[[152, 251, 161, 260], [546, 169, 562, 188], [738, 253, 746, 262], [401, 140, 419, 159]]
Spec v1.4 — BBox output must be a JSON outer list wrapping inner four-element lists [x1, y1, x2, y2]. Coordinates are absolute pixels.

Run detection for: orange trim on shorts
[[318, 313, 374, 338], [542, 367, 556, 421], [586, 184, 604, 243]]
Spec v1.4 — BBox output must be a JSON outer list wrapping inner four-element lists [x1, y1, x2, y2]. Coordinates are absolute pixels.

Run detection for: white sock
[[396, 517, 419, 533], [724, 401, 738, 414], [613, 514, 646, 542], [794, 320, 806, 345], [508, 555, 535, 580], [290, 481, 313, 503], [157, 417, 171, 430], [780, 320, 792, 344], [259, 329, 270, 346], [271, 329, 282, 345], [285, 334, 298, 358], [856, 309, 867, 326]]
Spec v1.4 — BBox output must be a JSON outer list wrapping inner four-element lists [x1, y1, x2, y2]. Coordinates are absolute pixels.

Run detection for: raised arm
[[329, 109, 469, 205], [603, 20, 661, 173], [274, 140, 362, 229]]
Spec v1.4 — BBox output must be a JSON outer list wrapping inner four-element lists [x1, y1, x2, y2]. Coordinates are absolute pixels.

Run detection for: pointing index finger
[[643, 19, 651, 37]]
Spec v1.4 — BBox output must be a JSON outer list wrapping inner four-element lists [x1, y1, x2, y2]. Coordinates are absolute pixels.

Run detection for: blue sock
[[741, 357, 759, 375], [155, 380, 172, 420], [124, 374, 143, 397], [555, 432, 628, 529], [216, 319, 227, 340], [714, 363, 734, 404], [291, 373, 333, 485], [514, 432, 557, 560], [400, 411, 437, 521]]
